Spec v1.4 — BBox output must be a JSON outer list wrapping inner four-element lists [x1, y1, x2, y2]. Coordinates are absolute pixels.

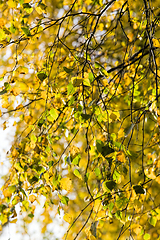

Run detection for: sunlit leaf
[[143, 233, 150, 240], [60, 178, 72, 192], [115, 210, 122, 220], [149, 216, 157, 227], [29, 195, 36, 203], [7, 0, 17, 8], [61, 196, 69, 205], [63, 213, 72, 224], [73, 169, 82, 180]]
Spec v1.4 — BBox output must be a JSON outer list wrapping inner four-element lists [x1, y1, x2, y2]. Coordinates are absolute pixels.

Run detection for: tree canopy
[[0, 0, 160, 239]]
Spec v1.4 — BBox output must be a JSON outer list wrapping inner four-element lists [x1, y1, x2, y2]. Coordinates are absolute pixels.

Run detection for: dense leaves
[[0, 0, 160, 239]]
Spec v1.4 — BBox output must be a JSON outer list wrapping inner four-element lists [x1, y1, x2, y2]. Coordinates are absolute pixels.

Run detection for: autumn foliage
[[0, 0, 160, 239]]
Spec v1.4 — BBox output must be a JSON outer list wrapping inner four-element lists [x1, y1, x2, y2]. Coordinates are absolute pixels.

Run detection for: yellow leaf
[[2, 102, 10, 109], [72, 77, 83, 87], [153, 39, 160, 48], [41, 225, 46, 233], [16, 66, 29, 74], [7, 0, 17, 8], [83, 78, 91, 87], [29, 194, 36, 203], [0, 215, 8, 225], [0, 29, 6, 41], [93, 199, 102, 212], [10, 219, 17, 223], [145, 169, 156, 179], [3, 188, 12, 198], [118, 128, 124, 138], [12, 148, 18, 157], [63, 213, 72, 223], [110, 113, 117, 121], [116, 151, 126, 163], [2, 121, 7, 130], [15, 104, 23, 110], [11, 87, 20, 96], [157, 116, 160, 126], [70, 145, 80, 159], [24, 115, 32, 124], [133, 224, 142, 235], [99, 23, 104, 31], [0, 19, 5, 28], [60, 178, 72, 192], [58, 56, 66, 65]]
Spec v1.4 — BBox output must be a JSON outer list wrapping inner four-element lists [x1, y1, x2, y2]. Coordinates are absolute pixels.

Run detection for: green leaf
[[37, 118, 45, 128], [4, 82, 11, 90], [28, 176, 39, 184], [23, 3, 33, 13], [23, 3, 32, 8], [61, 196, 69, 205], [28, 213, 34, 218], [22, 14, 30, 18], [68, 96, 75, 106], [96, 140, 104, 153], [100, 68, 108, 77], [149, 216, 157, 227], [113, 170, 120, 183], [109, 201, 114, 212], [0, 29, 6, 41], [21, 27, 31, 36], [116, 195, 129, 209], [57, 206, 60, 215], [10, 23, 16, 33], [63, 66, 74, 74], [81, 113, 91, 120], [102, 144, 114, 157], [115, 210, 122, 220], [49, 108, 58, 120], [67, 82, 75, 95], [133, 185, 145, 194], [88, 72, 94, 82], [30, 134, 37, 143], [20, 188, 27, 197], [104, 180, 116, 191], [37, 72, 47, 81], [95, 61, 103, 69], [90, 221, 98, 238], [74, 169, 82, 179], [95, 167, 101, 177], [84, 172, 89, 182], [0, 204, 7, 212], [0, 89, 7, 95], [143, 233, 150, 240], [72, 154, 81, 166], [8, 185, 16, 193], [3, 27, 11, 35], [38, 2, 47, 10]]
